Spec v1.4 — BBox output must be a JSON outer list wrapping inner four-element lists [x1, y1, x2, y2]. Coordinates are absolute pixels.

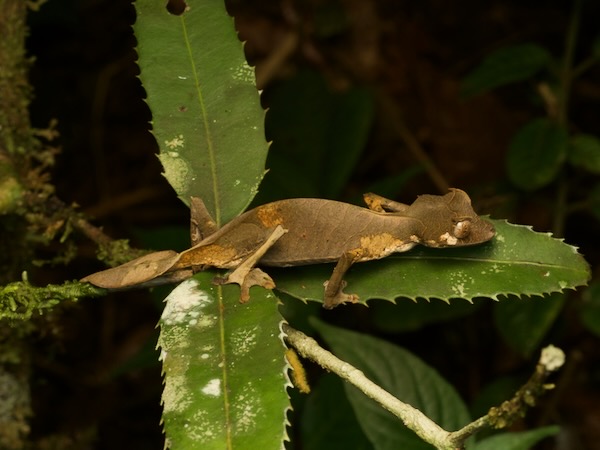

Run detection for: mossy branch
[[0, 274, 106, 321]]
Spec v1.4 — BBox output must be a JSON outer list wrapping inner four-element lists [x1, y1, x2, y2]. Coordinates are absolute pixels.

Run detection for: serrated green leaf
[[473, 426, 559, 450], [158, 272, 288, 449], [568, 133, 600, 174], [134, 0, 268, 225], [271, 219, 590, 305], [494, 293, 566, 357], [507, 118, 567, 191], [461, 44, 552, 97], [312, 319, 472, 450], [256, 70, 373, 202]]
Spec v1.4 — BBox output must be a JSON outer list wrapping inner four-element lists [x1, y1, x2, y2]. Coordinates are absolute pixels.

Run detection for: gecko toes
[[323, 280, 359, 309]]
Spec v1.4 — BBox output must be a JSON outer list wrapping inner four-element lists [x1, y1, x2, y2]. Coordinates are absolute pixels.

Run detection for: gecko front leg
[[215, 225, 288, 302], [323, 250, 362, 309], [363, 193, 410, 213]]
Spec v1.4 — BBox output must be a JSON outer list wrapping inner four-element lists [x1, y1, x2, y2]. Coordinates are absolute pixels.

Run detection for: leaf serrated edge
[[279, 318, 294, 450], [495, 219, 582, 254]]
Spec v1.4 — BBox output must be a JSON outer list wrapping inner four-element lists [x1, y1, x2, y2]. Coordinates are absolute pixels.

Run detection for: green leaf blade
[[301, 374, 374, 450], [568, 133, 600, 174], [312, 319, 472, 450], [507, 118, 568, 191], [258, 70, 373, 201], [158, 273, 288, 449], [473, 426, 559, 450], [271, 220, 590, 305], [494, 293, 566, 357], [135, 0, 268, 224], [461, 43, 552, 97]]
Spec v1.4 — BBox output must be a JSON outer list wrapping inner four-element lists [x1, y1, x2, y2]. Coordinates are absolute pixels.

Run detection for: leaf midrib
[[389, 254, 587, 272], [180, 15, 221, 226]]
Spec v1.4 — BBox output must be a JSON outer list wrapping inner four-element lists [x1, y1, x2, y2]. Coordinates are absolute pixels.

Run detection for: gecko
[[81, 188, 495, 309]]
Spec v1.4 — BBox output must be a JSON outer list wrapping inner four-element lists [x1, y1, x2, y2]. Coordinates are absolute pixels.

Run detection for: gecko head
[[409, 188, 496, 248]]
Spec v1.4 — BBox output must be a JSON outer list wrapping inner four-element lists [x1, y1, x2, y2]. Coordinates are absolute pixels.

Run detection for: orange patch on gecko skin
[[358, 233, 414, 260], [256, 204, 285, 228], [175, 244, 241, 269]]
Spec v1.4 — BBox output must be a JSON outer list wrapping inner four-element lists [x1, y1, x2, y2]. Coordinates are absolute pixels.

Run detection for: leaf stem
[[553, 0, 581, 237], [557, 0, 580, 127], [180, 15, 221, 226]]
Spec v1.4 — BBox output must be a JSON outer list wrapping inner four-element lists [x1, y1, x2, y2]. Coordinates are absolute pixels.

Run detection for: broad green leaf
[[507, 118, 567, 191], [568, 133, 600, 174], [312, 319, 472, 450], [255, 69, 373, 202], [579, 281, 600, 338], [301, 374, 373, 450], [473, 426, 559, 450], [461, 44, 552, 97], [134, 0, 268, 225], [271, 220, 590, 305], [494, 293, 566, 357], [158, 273, 288, 449]]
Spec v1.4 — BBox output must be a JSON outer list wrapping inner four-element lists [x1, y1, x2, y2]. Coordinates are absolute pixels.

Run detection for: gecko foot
[[322, 280, 359, 309], [214, 268, 276, 303]]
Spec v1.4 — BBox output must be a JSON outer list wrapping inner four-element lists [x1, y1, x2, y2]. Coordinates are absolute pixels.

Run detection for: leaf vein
[[180, 15, 221, 225]]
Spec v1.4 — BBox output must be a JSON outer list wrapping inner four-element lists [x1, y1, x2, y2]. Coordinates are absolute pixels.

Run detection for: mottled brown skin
[[82, 189, 495, 308]]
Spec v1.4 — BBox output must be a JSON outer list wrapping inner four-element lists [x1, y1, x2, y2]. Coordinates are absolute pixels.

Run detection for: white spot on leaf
[[188, 410, 220, 442], [161, 279, 213, 326], [233, 382, 262, 433], [159, 151, 190, 195], [231, 61, 255, 83], [201, 379, 221, 397], [162, 374, 192, 413], [231, 326, 259, 356], [165, 134, 185, 149]]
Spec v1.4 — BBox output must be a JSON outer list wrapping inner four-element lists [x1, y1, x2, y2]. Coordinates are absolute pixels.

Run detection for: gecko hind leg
[[214, 225, 287, 302], [323, 251, 361, 309], [363, 193, 410, 213]]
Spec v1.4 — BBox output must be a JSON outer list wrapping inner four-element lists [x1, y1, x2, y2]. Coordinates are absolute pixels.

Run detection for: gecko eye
[[453, 220, 471, 239]]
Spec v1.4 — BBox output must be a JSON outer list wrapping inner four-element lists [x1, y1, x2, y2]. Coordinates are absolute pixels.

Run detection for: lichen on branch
[[0, 275, 105, 321]]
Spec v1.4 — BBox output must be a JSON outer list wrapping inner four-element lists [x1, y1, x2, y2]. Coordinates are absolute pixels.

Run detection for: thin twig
[[283, 323, 452, 448], [283, 323, 566, 450]]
